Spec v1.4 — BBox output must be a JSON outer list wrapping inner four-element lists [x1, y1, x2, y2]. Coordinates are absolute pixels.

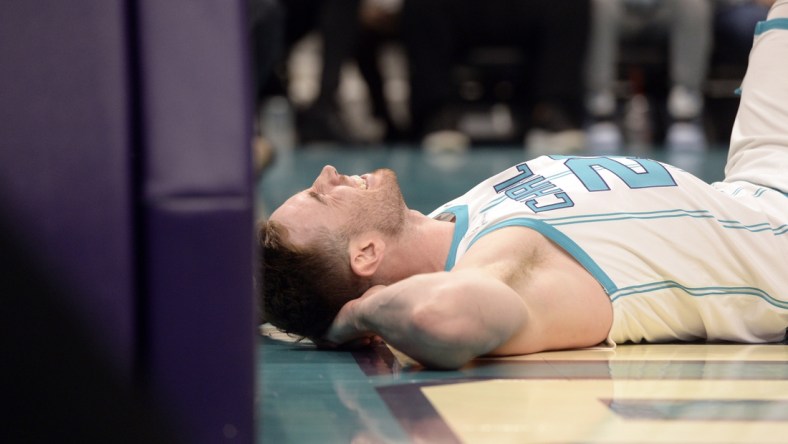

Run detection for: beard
[[345, 168, 407, 237]]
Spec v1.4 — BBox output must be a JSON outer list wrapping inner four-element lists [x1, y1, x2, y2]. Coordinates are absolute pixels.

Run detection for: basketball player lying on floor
[[257, 4, 788, 370]]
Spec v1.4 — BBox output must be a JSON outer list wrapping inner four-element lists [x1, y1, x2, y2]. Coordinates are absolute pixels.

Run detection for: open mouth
[[350, 175, 368, 190]]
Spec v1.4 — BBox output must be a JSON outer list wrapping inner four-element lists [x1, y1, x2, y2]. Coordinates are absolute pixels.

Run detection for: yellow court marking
[[423, 379, 788, 444], [481, 343, 788, 362], [386, 344, 788, 368]]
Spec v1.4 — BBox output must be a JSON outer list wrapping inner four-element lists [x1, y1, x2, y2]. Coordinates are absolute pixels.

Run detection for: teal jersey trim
[[536, 208, 787, 236], [542, 209, 714, 226], [755, 18, 788, 35], [440, 205, 469, 271], [480, 195, 507, 214], [611, 280, 788, 310], [465, 218, 618, 295]]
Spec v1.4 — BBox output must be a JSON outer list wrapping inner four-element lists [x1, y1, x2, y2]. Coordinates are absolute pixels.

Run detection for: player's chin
[[375, 168, 398, 184]]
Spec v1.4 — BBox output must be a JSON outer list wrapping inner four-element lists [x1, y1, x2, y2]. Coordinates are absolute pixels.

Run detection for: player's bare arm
[[325, 226, 613, 369], [324, 269, 529, 369], [458, 226, 613, 356]]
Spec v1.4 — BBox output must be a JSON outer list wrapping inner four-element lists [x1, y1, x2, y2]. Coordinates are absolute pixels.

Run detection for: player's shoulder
[[453, 225, 549, 271]]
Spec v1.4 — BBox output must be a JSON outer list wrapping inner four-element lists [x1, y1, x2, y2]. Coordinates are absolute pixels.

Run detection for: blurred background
[[252, 0, 774, 215]]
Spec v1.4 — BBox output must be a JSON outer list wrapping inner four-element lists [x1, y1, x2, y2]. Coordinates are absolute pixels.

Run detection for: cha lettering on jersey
[[493, 163, 574, 213]]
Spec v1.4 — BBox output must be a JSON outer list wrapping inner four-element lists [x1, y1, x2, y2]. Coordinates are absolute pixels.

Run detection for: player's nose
[[314, 165, 341, 187]]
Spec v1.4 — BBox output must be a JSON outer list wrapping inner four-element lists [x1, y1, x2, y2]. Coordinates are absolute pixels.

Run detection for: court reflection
[[364, 343, 788, 443], [262, 324, 788, 443]]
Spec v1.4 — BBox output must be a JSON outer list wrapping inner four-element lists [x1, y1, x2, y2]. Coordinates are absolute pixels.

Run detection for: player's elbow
[[407, 292, 484, 369]]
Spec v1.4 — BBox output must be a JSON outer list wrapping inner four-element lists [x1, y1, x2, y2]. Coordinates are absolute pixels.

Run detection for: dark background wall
[[0, 1, 256, 442]]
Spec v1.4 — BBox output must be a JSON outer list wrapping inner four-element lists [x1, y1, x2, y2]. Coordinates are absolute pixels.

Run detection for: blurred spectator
[[296, 0, 362, 144], [585, 0, 713, 163], [250, 0, 284, 107], [250, 0, 403, 147], [257, 0, 320, 99], [358, 0, 407, 142], [400, 0, 591, 153], [715, 0, 774, 66], [249, 0, 284, 176], [297, 0, 404, 144]]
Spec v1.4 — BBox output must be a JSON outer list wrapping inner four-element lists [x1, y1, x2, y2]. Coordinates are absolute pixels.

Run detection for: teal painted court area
[[258, 325, 788, 443]]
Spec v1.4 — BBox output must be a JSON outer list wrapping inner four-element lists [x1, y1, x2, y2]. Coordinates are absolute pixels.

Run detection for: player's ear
[[348, 233, 385, 277]]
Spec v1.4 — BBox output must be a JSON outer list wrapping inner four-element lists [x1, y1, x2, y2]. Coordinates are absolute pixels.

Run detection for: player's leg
[[724, 0, 788, 193]]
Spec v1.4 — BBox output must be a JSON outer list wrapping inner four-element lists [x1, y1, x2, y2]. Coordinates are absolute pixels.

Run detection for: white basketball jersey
[[428, 155, 788, 345]]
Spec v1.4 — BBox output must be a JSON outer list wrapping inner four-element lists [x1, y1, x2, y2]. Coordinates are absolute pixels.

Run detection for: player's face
[[270, 165, 407, 246]]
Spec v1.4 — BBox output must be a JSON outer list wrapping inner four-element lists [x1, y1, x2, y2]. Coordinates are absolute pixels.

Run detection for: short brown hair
[[256, 219, 370, 339]]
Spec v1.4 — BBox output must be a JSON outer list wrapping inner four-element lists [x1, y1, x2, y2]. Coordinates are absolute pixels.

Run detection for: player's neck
[[391, 210, 456, 277]]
